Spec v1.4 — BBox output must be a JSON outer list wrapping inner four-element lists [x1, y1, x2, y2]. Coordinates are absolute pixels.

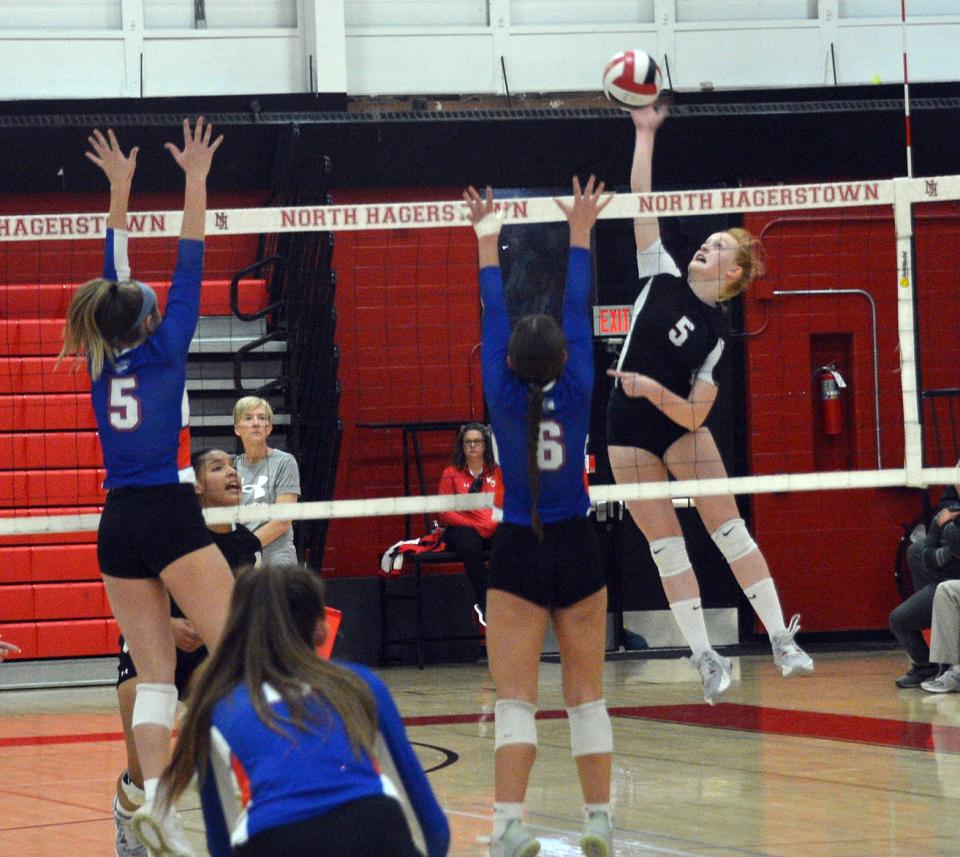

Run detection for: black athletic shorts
[[489, 516, 605, 609], [235, 794, 423, 857], [116, 635, 207, 699], [606, 387, 688, 459], [98, 484, 214, 579]]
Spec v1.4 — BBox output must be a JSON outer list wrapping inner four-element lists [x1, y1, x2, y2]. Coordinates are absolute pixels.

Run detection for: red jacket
[[437, 464, 501, 539]]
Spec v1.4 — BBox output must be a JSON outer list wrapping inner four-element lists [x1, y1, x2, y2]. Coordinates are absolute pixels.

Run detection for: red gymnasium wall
[[322, 188, 485, 579], [741, 203, 960, 631], [0, 189, 265, 657]]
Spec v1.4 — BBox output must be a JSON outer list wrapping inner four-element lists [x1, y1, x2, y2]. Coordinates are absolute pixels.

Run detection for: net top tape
[[3, 467, 958, 536], [2, 175, 957, 242]]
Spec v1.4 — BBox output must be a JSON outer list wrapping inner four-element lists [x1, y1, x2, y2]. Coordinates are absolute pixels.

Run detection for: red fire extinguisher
[[816, 364, 847, 436]]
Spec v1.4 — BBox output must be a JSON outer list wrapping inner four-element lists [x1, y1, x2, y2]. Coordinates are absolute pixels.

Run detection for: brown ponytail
[[508, 313, 567, 540], [159, 564, 378, 814], [525, 385, 546, 539]]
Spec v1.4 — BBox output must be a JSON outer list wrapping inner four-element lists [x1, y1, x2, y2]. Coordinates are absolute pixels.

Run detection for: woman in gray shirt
[[234, 395, 301, 567]]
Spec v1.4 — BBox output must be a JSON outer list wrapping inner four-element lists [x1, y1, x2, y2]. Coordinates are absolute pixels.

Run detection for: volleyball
[[602, 49, 662, 110]]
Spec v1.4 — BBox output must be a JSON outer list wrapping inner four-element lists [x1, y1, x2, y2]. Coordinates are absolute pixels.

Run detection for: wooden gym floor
[[1, 648, 958, 857]]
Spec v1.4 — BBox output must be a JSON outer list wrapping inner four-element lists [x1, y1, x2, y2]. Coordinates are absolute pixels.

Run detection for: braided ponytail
[[508, 313, 567, 540], [526, 385, 545, 540]]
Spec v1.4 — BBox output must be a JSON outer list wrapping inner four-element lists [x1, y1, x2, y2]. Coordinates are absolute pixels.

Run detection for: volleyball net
[[2, 172, 960, 542]]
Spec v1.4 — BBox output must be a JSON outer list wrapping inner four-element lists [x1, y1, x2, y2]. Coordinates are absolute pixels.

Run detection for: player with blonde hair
[[59, 119, 231, 857], [606, 106, 813, 705]]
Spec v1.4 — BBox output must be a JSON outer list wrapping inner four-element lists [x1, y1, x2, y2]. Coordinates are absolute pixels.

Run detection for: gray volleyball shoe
[[489, 819, 541, 857], [691, 649, 732, 705], [771, 614, 814, 677], [580, 811, 614, 857]]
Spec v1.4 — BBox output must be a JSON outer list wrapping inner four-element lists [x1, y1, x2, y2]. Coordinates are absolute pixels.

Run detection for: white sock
[[669, 597, 711, 657], [585, 802, 611, 818], [120, 770, 146, 808], [143, 777, 159, 804], [492, 802, 524, 839], [744, 578, 787, 636]]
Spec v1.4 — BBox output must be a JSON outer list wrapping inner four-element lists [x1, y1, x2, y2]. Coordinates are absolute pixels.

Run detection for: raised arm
[[86, 129, 138, 280], [164, 117, 223, 242], [464, 186, 518, 409], [554, 175, 612, 389], [554, 174, 612, 250], [630, 106, 667, 254], [86, 128, 138, 233], [463, 185, 501, 268]]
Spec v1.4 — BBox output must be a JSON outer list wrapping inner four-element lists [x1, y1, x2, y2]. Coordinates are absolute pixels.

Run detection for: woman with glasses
[[437, 422, 502, 625], [233, 396, 301, 567]]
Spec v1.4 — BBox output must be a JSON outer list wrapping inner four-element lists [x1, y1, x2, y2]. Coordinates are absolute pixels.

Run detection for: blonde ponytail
[[58, 278, 148, 380]]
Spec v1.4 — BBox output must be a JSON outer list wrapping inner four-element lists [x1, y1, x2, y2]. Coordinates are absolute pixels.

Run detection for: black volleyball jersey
[[615, 239, 728, 399]]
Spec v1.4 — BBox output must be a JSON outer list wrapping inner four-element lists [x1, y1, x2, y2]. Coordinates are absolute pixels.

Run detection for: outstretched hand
[[85, 129, 138, 187], [554, 175, 613, 248], [462, 185, 501, 268], [463, 185, 500, 231], [632, 103, 667, 135], [164, 117, 223, 180]]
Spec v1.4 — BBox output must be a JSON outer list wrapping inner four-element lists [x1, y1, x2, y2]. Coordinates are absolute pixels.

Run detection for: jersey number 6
[[668, 315, 695, 346], [537, 420, 565, 471]]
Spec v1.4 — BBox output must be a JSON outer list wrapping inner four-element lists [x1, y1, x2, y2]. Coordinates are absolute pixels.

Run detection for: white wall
[[0, 0, 958, 100]]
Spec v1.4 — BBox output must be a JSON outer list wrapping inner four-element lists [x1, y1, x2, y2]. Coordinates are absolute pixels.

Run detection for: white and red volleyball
[[602, 49, 662, 110]]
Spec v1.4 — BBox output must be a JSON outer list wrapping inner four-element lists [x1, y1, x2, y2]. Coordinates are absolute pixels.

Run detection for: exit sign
[[593, 305, 632, 337]]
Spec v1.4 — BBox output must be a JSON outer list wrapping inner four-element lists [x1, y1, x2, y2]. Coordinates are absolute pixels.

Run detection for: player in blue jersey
[[59, 120, 231, 857], [606, 106, 813, 706], [464, 177, 615, 857], [158, 563, 450, 857]]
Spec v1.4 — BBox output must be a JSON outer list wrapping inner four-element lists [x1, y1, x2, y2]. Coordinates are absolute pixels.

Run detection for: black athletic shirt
[[615, 239, 728, 397]]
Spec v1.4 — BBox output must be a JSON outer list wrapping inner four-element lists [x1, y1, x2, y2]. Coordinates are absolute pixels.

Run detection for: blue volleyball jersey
[[199, 663, 450, 857], [481, 246, 593, 526], [91, 228, 202, 489]]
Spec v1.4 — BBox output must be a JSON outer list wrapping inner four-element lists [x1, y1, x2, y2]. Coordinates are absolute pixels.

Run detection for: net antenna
[[901, 0, 913, 178]]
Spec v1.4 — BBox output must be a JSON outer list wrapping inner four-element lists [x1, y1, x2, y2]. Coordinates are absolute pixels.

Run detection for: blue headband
[[129, 281, 158, 332]]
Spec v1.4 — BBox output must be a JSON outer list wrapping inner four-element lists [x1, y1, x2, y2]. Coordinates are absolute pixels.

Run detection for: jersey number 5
[[109, 377, 141, 430], [668, 316, 695, 346], [538, 420, 565, 471]]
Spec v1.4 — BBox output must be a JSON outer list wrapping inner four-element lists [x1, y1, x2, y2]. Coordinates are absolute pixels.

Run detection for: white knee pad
[[711, 518, 758, 564], [494, 699, 537, 750], [649, 536, 692, 578], [567, 699, 613, 757], [132, 683, 178, 731]]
